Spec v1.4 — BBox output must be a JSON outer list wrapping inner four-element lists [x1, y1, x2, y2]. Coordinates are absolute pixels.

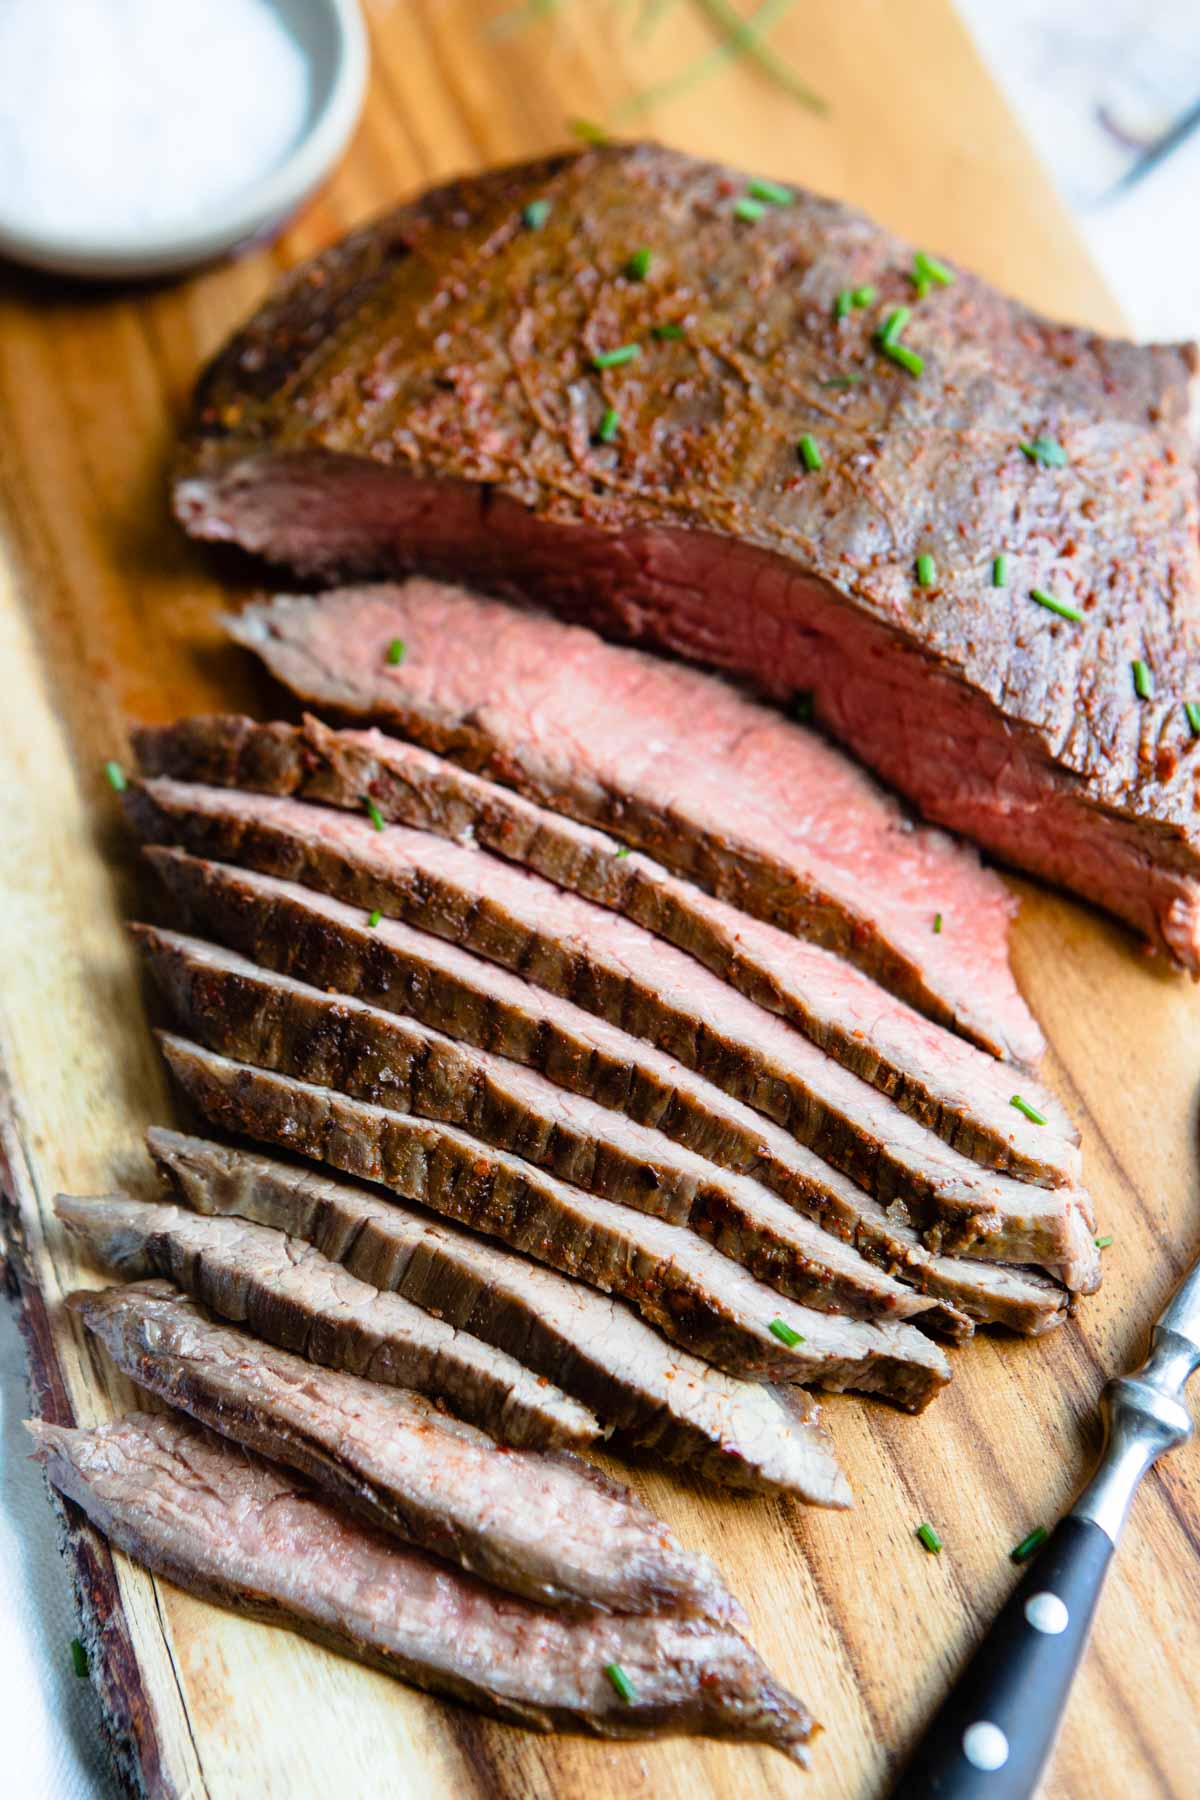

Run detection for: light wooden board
[[1, 2, 1198, 1795]]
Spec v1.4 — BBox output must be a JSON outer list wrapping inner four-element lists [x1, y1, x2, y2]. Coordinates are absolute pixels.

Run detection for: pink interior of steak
[[186, 452, 1200, 973], [203, 498, 1041, 1063]]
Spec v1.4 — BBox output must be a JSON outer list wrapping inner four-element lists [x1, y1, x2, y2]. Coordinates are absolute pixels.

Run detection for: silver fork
[[895, 1257, 1199, 1797]]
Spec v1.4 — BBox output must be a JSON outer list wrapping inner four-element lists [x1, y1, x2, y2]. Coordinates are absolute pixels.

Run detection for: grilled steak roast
[[146, 849, 1079, 1322], [230, 592, 1035, 1070], [30, 1413, 817, 1759], [71, 1280, 734, 1619], [138, 925, 936, 1325], [135, 713, 1074, 1175], [159, 1034, 952, 1409], [56, 1194, 597, 1449], [127, 783, 1096, 1275], [148, 1130, 852, 1505], [176, 144, 1200, 970]]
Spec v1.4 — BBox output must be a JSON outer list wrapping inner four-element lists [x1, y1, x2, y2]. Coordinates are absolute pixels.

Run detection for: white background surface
[[0, 3, 1194, 1794]]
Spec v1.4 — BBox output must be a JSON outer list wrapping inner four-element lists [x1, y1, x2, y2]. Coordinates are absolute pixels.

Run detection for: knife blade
[[894, 1254, 1199, 1797]]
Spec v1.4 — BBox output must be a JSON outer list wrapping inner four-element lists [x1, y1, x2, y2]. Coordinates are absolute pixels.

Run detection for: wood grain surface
[[1, 3, 1198, 1795]]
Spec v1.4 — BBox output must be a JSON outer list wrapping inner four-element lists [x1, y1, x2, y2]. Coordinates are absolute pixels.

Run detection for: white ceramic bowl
[[0, 0, 368, 281]]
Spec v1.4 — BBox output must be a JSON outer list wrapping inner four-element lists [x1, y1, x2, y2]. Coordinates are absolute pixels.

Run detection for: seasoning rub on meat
[[30, 1413, 819, 1760], [70, 1280, 736, 1619]]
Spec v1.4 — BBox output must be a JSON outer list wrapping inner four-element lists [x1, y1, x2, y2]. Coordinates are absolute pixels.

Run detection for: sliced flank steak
[[56, 1193, 598, 1450], [228, 587, 1038, 1066], [137, 924, 937, 1325], [159, 1034, 953, 1411], [135, 713, 1075, 1181], [31, 1413, 817, 1759], [71, 1280, 735, 1620], [148, 1129, 852, 1506], [174, 143, 1200, 974], [128, 780, 1096, 1279], [145, 849, 1088, 1313]]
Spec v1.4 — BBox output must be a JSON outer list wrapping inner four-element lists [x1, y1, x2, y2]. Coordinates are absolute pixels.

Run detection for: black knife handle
[[893, 1516, 1114, 1799]]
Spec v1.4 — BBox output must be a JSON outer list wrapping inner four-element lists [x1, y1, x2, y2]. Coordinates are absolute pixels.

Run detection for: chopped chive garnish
[[748, 176, 793, 206], [651, 322, 685, 340], [614, 845, 631, 859], [1011, 1526, 1048, 1564], [591, 343, 641, 370], [821, 374, 861, 389], [1132, 659, 1153, 700], [916, 553, 936, 587], [878, 306, 911, 347], [386, 638, 406, 666], [884, 342, 924, 377], [367, 909, 382, 928], [1030, 587, 1082, 623], [1186, 702, 1200, 736], [103, 759, 126, 793], [1020, 436, 1068, 468], [569, 117, 609, 144], [733, 196, 766, 223], [916, 1523, 943, 1555], [768, 1317, 804, 1348], [797, 433, 822, 472], [851, 284, 876, 308], [992, 554, 1009, 587], [834, 288, 853, 320], [1010, 1094, 1048, 1125], [1095, 1234, 1113, 1249], [792, 691, 814, 723], [913, 251, 955, 290], [69, 1637, 89, 1678], [625, 247, 652, 280], [522, 198, 551, 231], [365, 798, 386, 832], [604, 1662, 638, 1704], [597, 406, 620, 443], [933, 912, 943, 934]]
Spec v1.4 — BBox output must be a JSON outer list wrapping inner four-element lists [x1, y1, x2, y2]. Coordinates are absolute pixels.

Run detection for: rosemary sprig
[[613, 0, 823, 120]]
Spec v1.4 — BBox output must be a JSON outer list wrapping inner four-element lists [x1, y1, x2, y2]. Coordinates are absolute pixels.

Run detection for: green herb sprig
[[605, 1661, 638, 1703]]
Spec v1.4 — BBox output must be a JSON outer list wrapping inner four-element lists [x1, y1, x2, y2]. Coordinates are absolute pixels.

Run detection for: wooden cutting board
[[2, 3, 1198, 1795]]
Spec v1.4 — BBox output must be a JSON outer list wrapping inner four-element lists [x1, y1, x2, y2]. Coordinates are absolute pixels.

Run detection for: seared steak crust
[[71, 1280, 734, 1618], [174, 144, 1200, 969], [135, 712, 1076, 1180], [229, 587, 1035, 1068], [159, 1034, 953, 1410], [137, 925, 936, 1325], [127, 782, 1097, 1278], [147, 1130, 853, 1506], [56, 1194, 598, 1449], [31, 1413, 817, 1759], [146, 848, 1082, 1318]]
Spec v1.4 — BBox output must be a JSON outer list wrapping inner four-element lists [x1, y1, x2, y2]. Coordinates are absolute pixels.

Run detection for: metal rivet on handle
[[962, 1721, 1009, 1771], [1024, 1591, 1069, 1635]]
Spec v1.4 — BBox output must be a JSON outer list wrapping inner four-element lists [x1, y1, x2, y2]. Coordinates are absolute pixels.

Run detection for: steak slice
[[147, 849, 1084, 1318], [230, 592, 1036, 1072], [147, 1129, 852, 1506], [175, 143, 1200, 972], [55, 1194, 597, 1450], [70, 1279, 734, 1620], [137, 924, 935, 1326], [30, 1413, 816, 1759], [159, 1034, 952, 1409], [136, 712, 1076, 1181], [128, 778, 1096, 1275]]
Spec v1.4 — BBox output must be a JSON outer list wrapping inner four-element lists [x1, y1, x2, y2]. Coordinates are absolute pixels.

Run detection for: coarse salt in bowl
[[0, 0, 367, 280]]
